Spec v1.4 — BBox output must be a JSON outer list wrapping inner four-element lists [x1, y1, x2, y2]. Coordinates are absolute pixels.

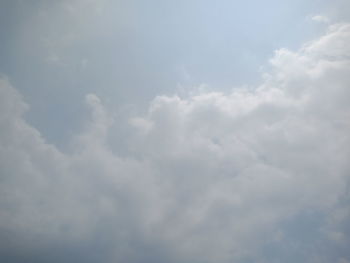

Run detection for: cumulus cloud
[[1, 23, 350, 263]]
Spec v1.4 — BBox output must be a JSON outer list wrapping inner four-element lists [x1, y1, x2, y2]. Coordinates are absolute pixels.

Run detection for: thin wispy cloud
[[311, 14, 330, 23]]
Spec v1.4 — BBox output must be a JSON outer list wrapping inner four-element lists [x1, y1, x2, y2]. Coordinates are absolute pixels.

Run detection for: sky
[[0, 0, 350, 262]]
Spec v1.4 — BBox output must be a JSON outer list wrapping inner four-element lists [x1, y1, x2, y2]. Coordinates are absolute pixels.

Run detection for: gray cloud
[[1, 23, 350, 262]]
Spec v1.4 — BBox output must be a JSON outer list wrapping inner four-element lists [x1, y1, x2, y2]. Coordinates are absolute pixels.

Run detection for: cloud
[[1, 23, 350, 262], [311, 15, 330, 24]]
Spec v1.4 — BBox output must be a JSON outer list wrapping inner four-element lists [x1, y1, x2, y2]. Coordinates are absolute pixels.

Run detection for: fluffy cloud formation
[[1, 23, 350, 263]]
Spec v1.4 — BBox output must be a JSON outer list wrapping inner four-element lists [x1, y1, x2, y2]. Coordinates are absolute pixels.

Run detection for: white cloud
[[1, 23, 350, 262], [311, 15, 330, 24]]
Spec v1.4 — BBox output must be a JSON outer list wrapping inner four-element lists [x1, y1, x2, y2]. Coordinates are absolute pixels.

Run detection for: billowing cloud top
[[1, 23, 350, 263]]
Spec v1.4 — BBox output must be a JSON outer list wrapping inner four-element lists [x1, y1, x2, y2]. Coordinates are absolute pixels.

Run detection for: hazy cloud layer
[[1, 23, 350, 263]]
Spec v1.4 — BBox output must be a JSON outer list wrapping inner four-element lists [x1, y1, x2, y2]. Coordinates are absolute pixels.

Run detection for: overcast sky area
[[0, 0, 350, 262]]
